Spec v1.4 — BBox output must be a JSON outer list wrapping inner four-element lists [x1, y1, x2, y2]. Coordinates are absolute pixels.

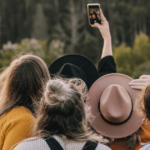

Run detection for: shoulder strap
[[43, 137, 64, 150], [82, 141, 98, 150]]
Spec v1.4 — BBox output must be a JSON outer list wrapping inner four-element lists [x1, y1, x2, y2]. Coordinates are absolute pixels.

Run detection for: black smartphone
[[87, 3, 101, 25]]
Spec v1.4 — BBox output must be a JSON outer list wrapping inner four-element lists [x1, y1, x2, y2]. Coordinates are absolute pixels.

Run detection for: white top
[[13, 135, 111, 150]]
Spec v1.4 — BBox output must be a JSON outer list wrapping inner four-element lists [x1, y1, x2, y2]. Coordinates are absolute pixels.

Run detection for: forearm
[[90, 9, 113, 59], [101, 36, 112, 59]]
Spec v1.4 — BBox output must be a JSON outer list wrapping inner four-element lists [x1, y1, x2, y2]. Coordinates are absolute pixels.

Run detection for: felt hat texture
[[87, 73, 144, 138], [48, 54, 99, 89]]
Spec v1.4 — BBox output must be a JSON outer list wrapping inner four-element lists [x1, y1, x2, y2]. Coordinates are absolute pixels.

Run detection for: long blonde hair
[[0, 55, 50, 117], [32, 78, 107, 143]]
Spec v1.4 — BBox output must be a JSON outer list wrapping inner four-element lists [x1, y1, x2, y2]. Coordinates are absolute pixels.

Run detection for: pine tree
[[32, 3, 48, 40]]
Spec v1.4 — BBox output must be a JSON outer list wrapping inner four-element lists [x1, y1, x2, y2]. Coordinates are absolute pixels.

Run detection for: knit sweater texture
[[13, 136, 111, 150], [0, 106, 35, 150]]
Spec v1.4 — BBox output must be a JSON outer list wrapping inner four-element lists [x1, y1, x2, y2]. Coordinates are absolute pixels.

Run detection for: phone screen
[[88, 5, 101, 25]]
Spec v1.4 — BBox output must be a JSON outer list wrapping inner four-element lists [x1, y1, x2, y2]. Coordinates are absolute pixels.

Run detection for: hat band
[[98, 91, 133, 125]]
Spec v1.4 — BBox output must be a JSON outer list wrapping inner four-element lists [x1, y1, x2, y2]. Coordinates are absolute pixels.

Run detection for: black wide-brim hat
[[48, 54, 99, 89]]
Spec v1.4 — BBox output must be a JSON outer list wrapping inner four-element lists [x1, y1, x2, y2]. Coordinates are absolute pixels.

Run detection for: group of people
[[0, 9, 150, 150], [89, 9, 101, 24]]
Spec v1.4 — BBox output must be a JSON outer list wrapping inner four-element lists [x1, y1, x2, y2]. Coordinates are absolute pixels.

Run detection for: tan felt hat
[[87, 73, 144, 139]]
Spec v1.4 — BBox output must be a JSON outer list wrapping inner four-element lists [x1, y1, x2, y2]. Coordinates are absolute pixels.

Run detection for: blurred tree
[[0, 38, 65, 71], [75, 32, 100, 64], [114, 43, 134, 76], [0, 0, 2, 48], [43, 39, 65, 66], [133, 62, 150, 79], [2, 0, 150, 69], [59, 0, 86, 53], [133, 33, 150, 63], [0, 0, 36, 47], [32, 3, 48, 40], [0, 50, 14, 69], [114, 33, 150, 77]]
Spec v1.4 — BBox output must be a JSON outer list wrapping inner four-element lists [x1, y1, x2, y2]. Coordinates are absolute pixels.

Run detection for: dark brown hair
[[32, 78, 107, 143], [125, 127, 142, 150], [0, 55, 50, 117]]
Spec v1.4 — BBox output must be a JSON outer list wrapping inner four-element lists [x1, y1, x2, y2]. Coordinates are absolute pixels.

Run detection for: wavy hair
[[135, 85, 150, 120], [0, 55, 50, 117], [32, 77, 107, 143]]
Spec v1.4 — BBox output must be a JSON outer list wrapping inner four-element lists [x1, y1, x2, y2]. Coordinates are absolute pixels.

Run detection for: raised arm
[[91, 9, 116, 77], [91, 9, 112, 58]]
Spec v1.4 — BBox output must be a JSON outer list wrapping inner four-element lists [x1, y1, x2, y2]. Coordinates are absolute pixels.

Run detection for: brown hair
[[125, 127, 142, 150], [91, 125, 141, 149], [32, 78, 107, 143], [135, 85, 150, 120], [0, 55, 50, 117]]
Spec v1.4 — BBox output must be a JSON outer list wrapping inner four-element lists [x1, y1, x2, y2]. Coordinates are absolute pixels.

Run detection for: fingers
[[129, 82, 147, 90], [140, 75, 150, 79], [100, 9, 106, 21], [129, 82, 147, 86], [130, 79, 147, 83], [130, 86, 144, 90], [91, 23, 101, 28], [129, 78, 150, 90]]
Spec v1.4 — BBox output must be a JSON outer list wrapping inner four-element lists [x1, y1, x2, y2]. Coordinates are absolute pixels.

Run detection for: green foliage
[[1, 33, 150, 79], [114, 43, 134, 76], [133, 34, 150, 64], [43, 39, 64, 66], [133, 62, 150, 79], [114, 33, 150, 78], [74, 33, 99, 64], [0, 50, 14, 69], [32, 3, 48, 40], [0, 39, 65, 70]]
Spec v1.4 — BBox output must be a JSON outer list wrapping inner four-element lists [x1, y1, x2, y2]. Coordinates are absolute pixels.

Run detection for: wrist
[[104, 33, 111, 40], [104, 35, 111, 43]]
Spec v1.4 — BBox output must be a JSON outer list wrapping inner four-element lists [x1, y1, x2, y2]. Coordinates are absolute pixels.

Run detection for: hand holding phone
[[89, 8, 112, 59], [91, 9, 111, 40]]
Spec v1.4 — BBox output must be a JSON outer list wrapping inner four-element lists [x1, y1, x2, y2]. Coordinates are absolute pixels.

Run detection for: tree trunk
[[54, 0, 59, 13], [0, 0, 3, 48], [70, 0, 77, 52], [82, 0, 86, 13]]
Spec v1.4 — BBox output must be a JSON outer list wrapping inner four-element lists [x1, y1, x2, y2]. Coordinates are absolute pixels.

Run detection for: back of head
[[135, 85, 150, 120], [33, 78, 94, 141], [0, 55, 50, 117]]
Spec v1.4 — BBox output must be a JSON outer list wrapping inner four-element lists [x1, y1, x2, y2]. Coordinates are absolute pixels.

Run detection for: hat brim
[[87, 73, 144, 139], [48, 54, 99, 89]]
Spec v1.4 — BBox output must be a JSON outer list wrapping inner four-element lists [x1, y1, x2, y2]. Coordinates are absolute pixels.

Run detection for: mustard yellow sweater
[[0, 106, 35, 150]]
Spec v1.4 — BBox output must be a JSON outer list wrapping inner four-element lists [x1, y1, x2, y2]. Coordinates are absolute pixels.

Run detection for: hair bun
[[47, 80, 64, 94], [45, 79, 73, 105]]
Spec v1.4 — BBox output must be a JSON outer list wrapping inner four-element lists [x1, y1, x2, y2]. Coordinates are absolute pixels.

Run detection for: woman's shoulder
[[0, 106, 35, 125], [3, 106, 35, 129], [14, 137, 111, 150], [14, 138, 49, 150], [96, 143, 111, 150], [6, 106, 35, 120], [8, 106, 32, 114]]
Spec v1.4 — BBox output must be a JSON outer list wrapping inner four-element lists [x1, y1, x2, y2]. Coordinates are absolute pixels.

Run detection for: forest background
[[0, 0, 150, 78]]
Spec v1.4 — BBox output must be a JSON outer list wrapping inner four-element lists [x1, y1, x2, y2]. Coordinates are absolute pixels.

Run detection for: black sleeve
[[98, 55, 117, 77]]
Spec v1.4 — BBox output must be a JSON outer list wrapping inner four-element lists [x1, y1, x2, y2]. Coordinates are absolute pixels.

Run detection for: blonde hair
[[0, 55, 50, 117], [32, 77, 108, 143]]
